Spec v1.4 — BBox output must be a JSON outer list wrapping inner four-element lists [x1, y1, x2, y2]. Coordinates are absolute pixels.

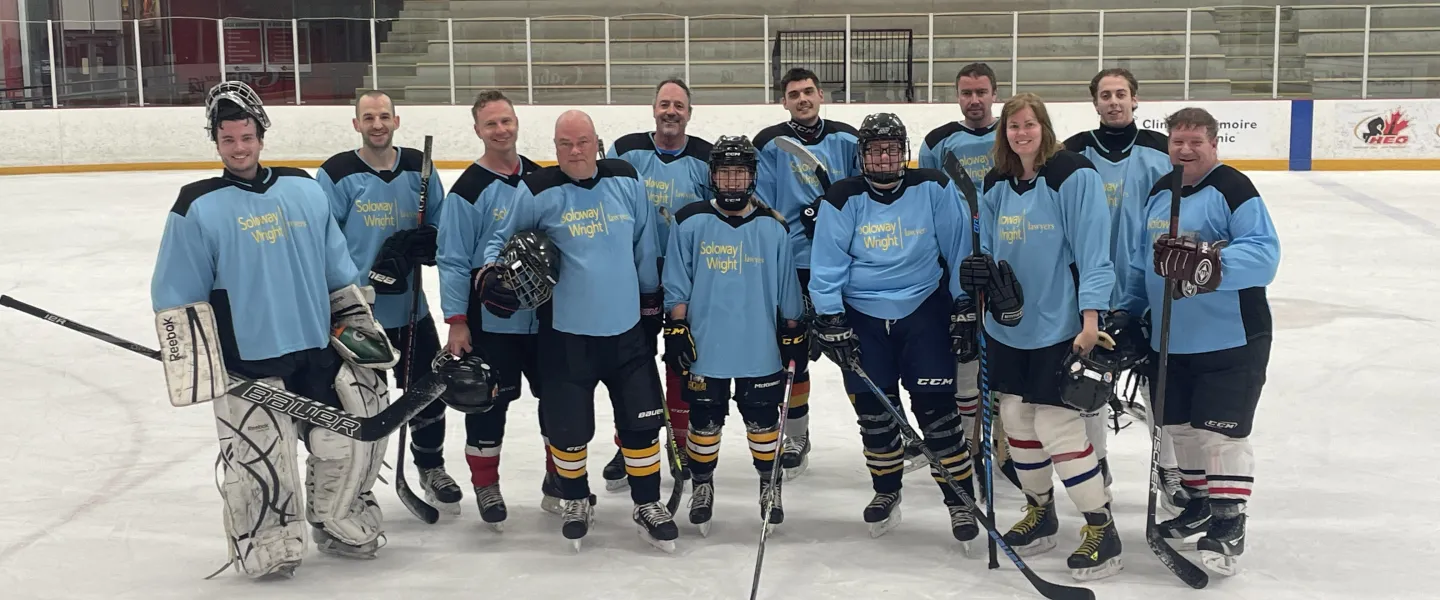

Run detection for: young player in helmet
[[807, 112, 981, 546], [660, 135, 805, 536]]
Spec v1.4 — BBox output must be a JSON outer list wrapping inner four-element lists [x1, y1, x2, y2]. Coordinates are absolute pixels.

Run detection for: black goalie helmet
[[499, 229, 560, 309], [709, 135, 758, 211], [1059, 346, 1125, 413], [205, 80, 270, 141], [857, 112, 909, 185], [432, 352, 497, 414]]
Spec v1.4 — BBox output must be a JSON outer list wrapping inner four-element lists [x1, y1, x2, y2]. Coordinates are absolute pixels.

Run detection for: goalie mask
[[205, 81, 271, 142], [1059, 345, 1125, 413], [709, 135, 758, 212], [499, 229, 560, 309], [432, 353, 497, 414], [857, 112, 909, 185]]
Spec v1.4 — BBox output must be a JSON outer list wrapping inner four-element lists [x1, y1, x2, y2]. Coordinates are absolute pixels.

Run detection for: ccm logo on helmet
[[915, 378, 954, 386]]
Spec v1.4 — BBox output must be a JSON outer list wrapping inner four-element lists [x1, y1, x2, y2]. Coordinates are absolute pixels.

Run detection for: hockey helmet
[[432, 352, 497, 414], [205, 81, 271, 141], [1059, 341, 1125, 413], [709, 135, 759, 211], [857, 112, 909, 185], [499, 229, 561, 309], [1100, 310, 1151, 371]]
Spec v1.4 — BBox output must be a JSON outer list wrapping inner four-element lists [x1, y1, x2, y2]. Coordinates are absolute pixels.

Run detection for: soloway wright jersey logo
[[996, 209, 1054, 244], [857, 217, 928, 251], [700, 240, 765, 273]]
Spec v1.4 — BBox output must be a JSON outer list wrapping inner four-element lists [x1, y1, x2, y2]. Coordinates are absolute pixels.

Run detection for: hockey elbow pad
[[155, 302, 229, 407], [985, 260, 1024, 327], [330, 284, 400, 369]]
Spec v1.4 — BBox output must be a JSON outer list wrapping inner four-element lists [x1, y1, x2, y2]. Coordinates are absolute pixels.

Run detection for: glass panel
[[1186, 9, 1230, 100], [220, 18, 297, 106], [688, 15, 764, 105], [765, 15, 846, 102], [373, 17, 445, 104], [51, 17, 139, 107], [1014, 10, 1098, 101], [1363, 4, 1440, 98], [848, 14, 925, 103], [1294, 7, 1366, 100], [298, 17, 371, 105], [1206, 6, 1278, 99], [608, 15, 684, 105], [451, 18, 527, 105], [1101, 9, 1189, 101], [931, 12, 1013, 103], [529, 16, 605, 105], [139, 17, 218, 107], [1, 17, 47, 109]]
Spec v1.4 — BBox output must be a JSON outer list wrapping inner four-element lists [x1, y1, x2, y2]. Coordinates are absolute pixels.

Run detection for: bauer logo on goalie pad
[[234, 384, 363, 437]]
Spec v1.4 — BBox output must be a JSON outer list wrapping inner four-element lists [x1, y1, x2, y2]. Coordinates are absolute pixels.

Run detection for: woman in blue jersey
[[963, 92, 1122, 581]]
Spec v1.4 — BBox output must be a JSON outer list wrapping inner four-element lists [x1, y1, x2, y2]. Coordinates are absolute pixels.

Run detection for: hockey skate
[[1157, 465, 1189, 515], [541, 472, 596, 516], [759, 473, 784, 533], [633, 501, 680, 553], [779, 433, 810, 480], [948, 504, 980, 556], [1002, 494, 1059, 556], [418, 466, 463, 516], [1068, 509, 1123, 581], [864, 491, 902, 538], [561, 498, 595, 552], [602, 448, 628, 492], [689, 477, 715, 537], [1196, 504, 1245, 576], [1158, 496, 1211, 543], [475, 483, 507, 532]]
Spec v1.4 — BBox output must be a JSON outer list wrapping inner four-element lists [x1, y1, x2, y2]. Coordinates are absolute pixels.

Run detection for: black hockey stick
[[0, 295, 447, 443], [748, 360, 796, 600], [940, 153, 1000, 570], [660, 384, 687, 516], [1144, 165, 1209, 589], [846, 360, 1094, 600], [392, 135, 441, 524]]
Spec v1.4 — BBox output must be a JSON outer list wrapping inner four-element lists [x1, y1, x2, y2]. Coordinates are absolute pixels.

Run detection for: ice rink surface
[[1, 168, 1437, 600]]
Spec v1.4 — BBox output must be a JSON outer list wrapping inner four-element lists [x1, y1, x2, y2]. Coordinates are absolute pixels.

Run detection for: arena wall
[[1, 99, 1438, 175]]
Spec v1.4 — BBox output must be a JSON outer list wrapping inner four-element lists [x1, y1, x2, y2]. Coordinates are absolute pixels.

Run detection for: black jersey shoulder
[[451, 164, 503, 204], [682, 135, 715, 163], [674, 199, 787, 231], [926, 121, 968, 150], [519, 156, 542, 174], [1135, 129, 1169, 154], [614, 132, 714, 165], [752, 123, 792, 151], [318, 151, 368, 182], [1062, 131, 1090, 154], [597, 158, 640, 180], [396, 146, 426, 172], [1040, 150, 1098, 193], [906, 167, 950, 189], [1193, 164, 1262, 213], [823, 175, 870, 211], [612, 132, 654, 156], [981, 168, 1008, 195], [1148, 170, 1177, 198], [522, 160, 639, 195], [824, 119, 860, 138], [271, 166, 314, 181], [171, 178, 234, 216]]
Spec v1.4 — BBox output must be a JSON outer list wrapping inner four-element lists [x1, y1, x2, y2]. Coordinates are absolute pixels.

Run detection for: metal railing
[[1, 4, 1436, 108]]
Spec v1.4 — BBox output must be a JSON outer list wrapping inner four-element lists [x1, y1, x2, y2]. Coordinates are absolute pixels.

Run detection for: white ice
[[1, 169, 1437, 600]]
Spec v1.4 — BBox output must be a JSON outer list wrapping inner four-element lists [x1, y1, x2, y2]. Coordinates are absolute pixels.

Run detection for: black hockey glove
[[811, 313, 860, 370], [950, 297, 979, 363], [986, 259, 1024, 327], [1153, 234, 1226, 299], [799, 197, 823, 240], [777, 320, 807, 367], [662, 317, 696, 373], [369, 243, 414, 295], [471, 265, 519, 319], [395, 225, 439, 265], [958, 254, 994, 297], [640, 291, 664, 352]]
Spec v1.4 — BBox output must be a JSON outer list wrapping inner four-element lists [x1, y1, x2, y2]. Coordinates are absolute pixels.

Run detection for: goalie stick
[[0, 294, 446, 443], [392, 135, 441, 524]]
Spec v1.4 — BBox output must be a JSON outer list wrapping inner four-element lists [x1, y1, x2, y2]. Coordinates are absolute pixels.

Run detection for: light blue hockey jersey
[[607, 132, 713, 253], [810, 169, 972, 320], [1064, 124, 1173, 307], [919, 121, 997, 184], [317, 148, 447, 329], [979, 151, 1114, 350], [436, 157, 543, 335], [1119, 164, 1281, 354], [483, 159, 661, 337], [753, 120, 861, 269], [663, 200, 804, 379], [151, 167, 358, 361]]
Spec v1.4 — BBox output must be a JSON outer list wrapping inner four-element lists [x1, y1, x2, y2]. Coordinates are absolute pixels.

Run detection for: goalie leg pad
[[306, 363, 390, 547], [212, 377, 305, 578], [157, 302, 229, 407], [330, 284, 399, 369]]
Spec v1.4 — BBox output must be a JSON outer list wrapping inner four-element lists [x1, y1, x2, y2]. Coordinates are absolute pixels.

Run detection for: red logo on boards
[[1354, 110, 1411, 146]]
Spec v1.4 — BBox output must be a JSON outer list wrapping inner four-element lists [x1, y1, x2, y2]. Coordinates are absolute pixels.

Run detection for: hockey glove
[[662, 317, 696, 373], [640, 291, 664, 339], [800, 197, 823, 240], [329, 284, 399, 369], [368, 243, 413, 295], [1153, 234, 1225, 298], [811, 313, 860, 370], [950, 297, 979, 363], [777, 320, 807, 367], [472, 265, 519, 319], [958, 254, 994, 297], [986, 259, 1024, 327], [393, 225, 439, 265]]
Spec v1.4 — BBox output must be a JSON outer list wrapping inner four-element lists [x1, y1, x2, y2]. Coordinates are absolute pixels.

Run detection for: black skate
[[1002, 494, 1059, 556], [1158, 496, 1211, 541], [475, 483, 507, 532], [561, 498, 595, 552], [1196, 504, 1245, 576], [1068, 509, 1123, 581], [541, 472, 596, 516], [760, 472, 784, 531], [633, 501, 680, 553], [780, 432, 810, 480], [1157, 465, 1188, 514], [603, 447, 628, 492], [948, 504, 979, 543], [418, 466, 463, 516], [864, 491, 902, 538], [689, 478, 715, 537]]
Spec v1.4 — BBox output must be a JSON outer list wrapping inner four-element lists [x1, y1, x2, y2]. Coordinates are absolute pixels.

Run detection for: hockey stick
[[940, 152, 1000, 570], [748, 360, 796, 600], [1144, 165, 1210, 589], [659, 385, 687, 516], [392, 135, 441, 524], [846, 360, 1094, 600], [772, 137, 832, 232], [0, 295, 447, 443]]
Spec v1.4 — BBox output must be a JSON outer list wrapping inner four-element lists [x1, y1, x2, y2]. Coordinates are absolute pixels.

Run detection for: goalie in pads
[[150, 81, 399, 579]]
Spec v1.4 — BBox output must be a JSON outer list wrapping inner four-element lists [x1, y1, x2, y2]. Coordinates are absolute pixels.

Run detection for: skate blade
[[697, 521, 712, 538], [255, 561, 300, 581], [1200, 550, 1240, 576], [569, 538, 583, 553], [424, 491, 463, 517], [1071, 557, 1124, 581], [1012, 536, 1056, 557], [605, 478, 630, 492], [639, 529, 677, 554], [315, 541, 378, 560], [485, 520, 505, 533], [867, 507, 902, 538]]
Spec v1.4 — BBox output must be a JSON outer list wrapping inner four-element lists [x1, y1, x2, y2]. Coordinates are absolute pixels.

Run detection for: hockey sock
[[1032, 404, 1108, 513], [664, 366, 690, 454], [1200, 429, 1254, 504], [737, 401, 782, 474], [852, 391, 904, 493], [618, 430, 663, 505], [998, 394, 1057, 499], [686, 425, 722, 480], [466, 444, 501, 488], [1081, 408, 1108, 462], [1168, 424, 1211, 498], [786, 368, 811, 437], [543, 438, 557, 475], [409, 401, 448, 469], [549, 444, 590, 500], [465, 400, 510, 487], [915, 397, 976, 504]]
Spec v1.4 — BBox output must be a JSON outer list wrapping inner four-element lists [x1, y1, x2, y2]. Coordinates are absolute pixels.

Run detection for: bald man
[[476, 110, 677, 552]]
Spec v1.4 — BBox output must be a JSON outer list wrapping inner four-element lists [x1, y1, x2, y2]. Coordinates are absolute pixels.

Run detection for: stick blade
[[773, 136, 832, 192], [940, 152, 979, 210], [1146, 528, 1211, 589]]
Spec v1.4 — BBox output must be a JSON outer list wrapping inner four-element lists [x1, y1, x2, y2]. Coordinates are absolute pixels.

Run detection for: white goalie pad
[[156, 302, 229, 407], [212, 377, 306, 578], [328, 284, 399, 369], [306, 363, 391, 546]]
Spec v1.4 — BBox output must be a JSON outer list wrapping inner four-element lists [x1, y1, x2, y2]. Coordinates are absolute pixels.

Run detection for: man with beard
[[317, 90, 459, 513], [601, 78, 713, 493], [1062, 68, 1173, 493]]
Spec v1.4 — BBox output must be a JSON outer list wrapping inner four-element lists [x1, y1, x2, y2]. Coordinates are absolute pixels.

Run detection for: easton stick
[[0, 295, 447, 443], [393, 135, 441, 524]]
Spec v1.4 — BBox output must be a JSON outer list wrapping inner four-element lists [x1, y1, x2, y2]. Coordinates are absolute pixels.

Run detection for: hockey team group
[[140, 60, 1280, 592]]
